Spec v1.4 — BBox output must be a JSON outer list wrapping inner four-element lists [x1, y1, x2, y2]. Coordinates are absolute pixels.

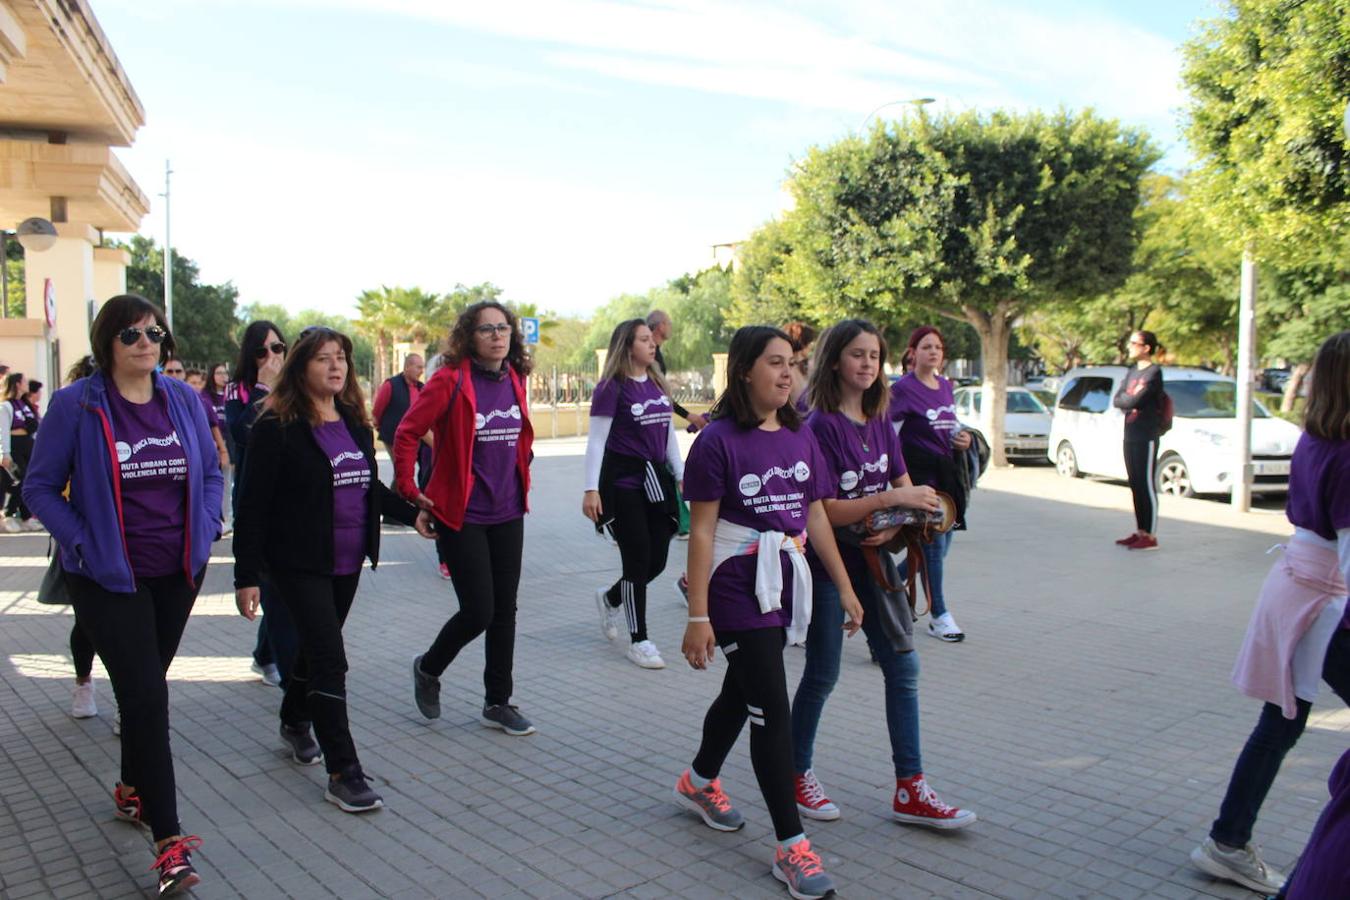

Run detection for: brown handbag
[[857, 491, 957, 618]]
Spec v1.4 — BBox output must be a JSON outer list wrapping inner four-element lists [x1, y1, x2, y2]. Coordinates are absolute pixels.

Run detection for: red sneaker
[[893, 774, 976, 829], [438, 563, 452, 580], [794, 769, 841, 821], [1116, 533, 1141, 546], [1128, 534, 1159, 551], [150, 835, 201, 896], [113, 782, 147, 829]]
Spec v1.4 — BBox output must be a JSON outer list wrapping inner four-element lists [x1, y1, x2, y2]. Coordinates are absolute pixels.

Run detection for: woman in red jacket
[[394, 301, 536, 736]]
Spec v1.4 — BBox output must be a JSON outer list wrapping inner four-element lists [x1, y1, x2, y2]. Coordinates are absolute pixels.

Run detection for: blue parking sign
[[522, 316, 540, 345]]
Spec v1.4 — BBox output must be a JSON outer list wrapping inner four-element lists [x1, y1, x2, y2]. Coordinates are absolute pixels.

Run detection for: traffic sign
[[522, 316, 540, 345]]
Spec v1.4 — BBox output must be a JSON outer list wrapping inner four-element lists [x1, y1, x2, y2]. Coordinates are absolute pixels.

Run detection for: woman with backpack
[[1112, 330, 1166, 551]]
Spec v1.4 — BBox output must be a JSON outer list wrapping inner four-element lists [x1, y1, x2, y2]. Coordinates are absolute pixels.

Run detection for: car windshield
[[1168, 380, 1270, 418], [971, 391, 1049, 414]]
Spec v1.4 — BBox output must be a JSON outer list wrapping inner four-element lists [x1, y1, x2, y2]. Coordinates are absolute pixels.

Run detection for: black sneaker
[[412, 655, 441, 720], [279, 722, 322, 766], [324, 768, 384, 813], [482, 704, 536, 736], [151, 835, 201, 896]]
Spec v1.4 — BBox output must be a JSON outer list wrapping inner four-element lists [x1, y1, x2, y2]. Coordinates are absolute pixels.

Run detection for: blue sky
[[95, 0, 1220, 319]]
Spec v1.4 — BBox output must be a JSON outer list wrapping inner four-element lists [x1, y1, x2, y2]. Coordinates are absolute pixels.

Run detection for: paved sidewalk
[[0, 445, 1344, 899]]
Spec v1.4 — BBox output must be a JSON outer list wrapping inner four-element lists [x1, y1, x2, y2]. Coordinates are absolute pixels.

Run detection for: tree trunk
[[966, 300, 1014, 467], [1281, 361, 1310, 413]]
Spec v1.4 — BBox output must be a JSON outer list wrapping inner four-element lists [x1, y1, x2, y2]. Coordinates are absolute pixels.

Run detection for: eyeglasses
[[474, 323, 513, 337], [118, 325, 168, 346], [1128, 339, 1146, 347], [253, 341, 287, 359], [163, 366, 185, 375]]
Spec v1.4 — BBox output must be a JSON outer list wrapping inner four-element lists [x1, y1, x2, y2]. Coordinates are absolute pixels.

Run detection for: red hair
[[903, 325, 945, 368]]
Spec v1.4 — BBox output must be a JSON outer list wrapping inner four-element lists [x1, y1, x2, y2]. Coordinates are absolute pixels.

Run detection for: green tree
[[124, 235, 240, 366], [2, 237, 23, 318], [1182, 0, 1350, 262], [728, 218, 809, 328], [1259, 242, 1350, 409], [779, 108, 1158, 463], [660, 267, 734, 372]]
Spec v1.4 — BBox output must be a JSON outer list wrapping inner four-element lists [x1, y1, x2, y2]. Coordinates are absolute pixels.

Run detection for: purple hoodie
[[23, 370, 223, 593]]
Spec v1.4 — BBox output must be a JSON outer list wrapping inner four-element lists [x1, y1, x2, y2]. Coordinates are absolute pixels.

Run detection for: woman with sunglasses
[[226, 321, 295, 689], [235, 327, 427, 811], [1112, 330, 1165, 551], [583, 318, 683, 669], [1, 370, 41, 530], [24, 294, 222, 896], [398, 302, 537, 734]]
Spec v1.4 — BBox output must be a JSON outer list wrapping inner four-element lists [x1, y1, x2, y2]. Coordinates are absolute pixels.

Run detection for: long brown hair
[[443, 301, 534, 376], [805, 319, 890, 419], [265, 327, 369, 428], [709, 325, 801, 430], [598, 318, 669, 395], [3, 372, 24, 401], [1304, 331, 1350, 441]]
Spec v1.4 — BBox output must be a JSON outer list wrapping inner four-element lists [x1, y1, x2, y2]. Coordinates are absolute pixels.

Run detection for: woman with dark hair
[[1, 370, 41, 530], [235, 327, 426, 811], [23, 293, 222, 896], [789, 319, 975, 830], [1112, 329, 1166, 551], [1190, 331, 1350, 895], [673, 325, 855, 900], [889, 326, 973, 642], [226, 321, 294, 688], [206, 362, 233, 532], [396, 302, 537, 733], [783, 321, 819, 411], [581, 318, 683, 669]]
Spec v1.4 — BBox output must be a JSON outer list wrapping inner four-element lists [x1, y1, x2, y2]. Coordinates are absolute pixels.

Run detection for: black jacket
[[1113, 364, 1164, 442], [233, 409, 418, 588]]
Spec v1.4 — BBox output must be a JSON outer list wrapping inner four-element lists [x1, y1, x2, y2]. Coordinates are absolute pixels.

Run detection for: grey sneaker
[[1190, 837, 1285, 894], [772, 839, 835, 899], [482, 704, 536, 736], [673, 769, 745, 832], [324, 768, 383, 813], [250, 660, 281, 687], [596, 587, 621, 641], [412, 655, 441, 719], [279, 722, 322, 766]]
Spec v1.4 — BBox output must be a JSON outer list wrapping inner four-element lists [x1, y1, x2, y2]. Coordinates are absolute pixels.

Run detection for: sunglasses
[[163, 366, 185, 375], [253, 341, 287, 359], [119, 325, 168, 346]]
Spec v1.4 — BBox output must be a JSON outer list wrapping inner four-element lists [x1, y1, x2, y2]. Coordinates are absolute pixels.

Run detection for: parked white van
[[1047, 366, 1301, 497]]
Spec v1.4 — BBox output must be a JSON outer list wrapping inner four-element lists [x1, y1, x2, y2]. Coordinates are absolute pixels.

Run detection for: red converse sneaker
[[794, 770, 841, 821], [892, 774, 976, 829]]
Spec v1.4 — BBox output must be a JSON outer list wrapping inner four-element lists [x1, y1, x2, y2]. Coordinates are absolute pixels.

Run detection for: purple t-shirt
[[683, 418, 831, 632], [465, 368, 525, 525], [196, 390, 220, 429], [591, 376, 671, 488], [1284, 433, 1350, 629], [889, 373, 959, 465], [9, 399, 38, 431], [312, 420, 371, 576], [107, 385, 188, 578], [806, 410, 908, 582]]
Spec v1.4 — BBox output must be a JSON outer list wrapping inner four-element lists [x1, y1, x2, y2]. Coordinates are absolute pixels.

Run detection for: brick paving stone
[[0, 449, 1342, 897]]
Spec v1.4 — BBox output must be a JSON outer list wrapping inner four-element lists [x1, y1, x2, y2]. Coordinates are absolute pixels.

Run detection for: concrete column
[[595, 348, 607, 377], [93, 245, 129, 307], [23, 222, 97, 377], [712, 352, 728, 395]]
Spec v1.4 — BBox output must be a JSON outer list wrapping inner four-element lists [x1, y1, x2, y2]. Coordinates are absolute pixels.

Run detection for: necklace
[[854, 418, 869, 453]]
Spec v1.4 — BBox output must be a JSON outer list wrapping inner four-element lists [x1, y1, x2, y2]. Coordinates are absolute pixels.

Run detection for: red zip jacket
[[392, 358, 532, 530]]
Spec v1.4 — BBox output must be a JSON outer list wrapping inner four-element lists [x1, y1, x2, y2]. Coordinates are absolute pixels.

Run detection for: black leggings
[[66, 568, 202, 842], [5, 434, 33, 519], [272, 571, 362, 776], [692, 626, 802, 842], [71, 622, 95, 680], [422, 518, 524, 706], [605, 488, 674, 643], [1123, 439, 1158, 534]]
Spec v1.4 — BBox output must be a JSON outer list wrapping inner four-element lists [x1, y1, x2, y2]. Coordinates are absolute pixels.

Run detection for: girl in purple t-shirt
[[888, 325, 973, 642], [790, 319, 976, 832], [673, 326, 857, 900], [582, 318, 684, 669], [1191, 331, 1350, 894]]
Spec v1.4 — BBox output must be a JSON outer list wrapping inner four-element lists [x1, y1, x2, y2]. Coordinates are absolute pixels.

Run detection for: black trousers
[[1123, 439, 1158, 533], [66, 568, 202, 842], [423, 518, 524, 706], [5, 433, 33, 519], [272, 571, 362, 776], [71, 622, 95, 679], [692, 626, 802, 842], [605, 487, 674, 643], [1211, 628, 1350, 847]]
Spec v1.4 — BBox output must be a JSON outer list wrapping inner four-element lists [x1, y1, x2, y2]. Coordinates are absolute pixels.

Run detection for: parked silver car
[[952, 386, 1053, 461]]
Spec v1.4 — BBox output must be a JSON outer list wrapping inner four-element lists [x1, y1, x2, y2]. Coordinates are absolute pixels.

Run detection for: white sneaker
[[20, 518, 44, 532], [250, 660, 282, 687], [0, 517, 19, 534], [596, 588, 621, 642], [927, 612, 965, 642], [71, 680, 97, 718], [626, 640, 665, 669], [1190, 837, 1285, 894]]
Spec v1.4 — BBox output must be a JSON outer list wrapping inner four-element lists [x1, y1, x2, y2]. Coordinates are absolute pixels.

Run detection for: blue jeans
[[790, 575, 922, 779], [898, 530, 953, 618]]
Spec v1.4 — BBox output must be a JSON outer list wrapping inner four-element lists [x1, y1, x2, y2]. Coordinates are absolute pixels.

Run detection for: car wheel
[[1156, 453, 1195, 498], [1055, 442, 1080, 478]]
